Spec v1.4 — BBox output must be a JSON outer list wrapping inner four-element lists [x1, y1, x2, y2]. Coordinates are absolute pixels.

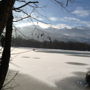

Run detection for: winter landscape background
[[4, 0, 90, 90]]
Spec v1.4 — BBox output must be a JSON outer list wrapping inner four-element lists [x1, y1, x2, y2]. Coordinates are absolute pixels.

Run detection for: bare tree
[[0, 0, 15, 89], [0, 0, 72, 89], [0, 0, 38, 89]]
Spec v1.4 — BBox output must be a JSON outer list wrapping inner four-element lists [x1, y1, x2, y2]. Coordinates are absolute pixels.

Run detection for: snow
[[5, 47, 90, 90], [16, 25, 90, 43]]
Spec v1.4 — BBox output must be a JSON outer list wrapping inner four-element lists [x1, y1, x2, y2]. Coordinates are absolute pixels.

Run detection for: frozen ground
[[5, 47, 90, 90]]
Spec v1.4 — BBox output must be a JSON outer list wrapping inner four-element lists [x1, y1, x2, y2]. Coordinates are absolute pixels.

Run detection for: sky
[[14, 0, 90, 29]]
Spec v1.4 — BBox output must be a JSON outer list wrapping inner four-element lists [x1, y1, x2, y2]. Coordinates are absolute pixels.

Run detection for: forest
[[11, 37, 90, 51]]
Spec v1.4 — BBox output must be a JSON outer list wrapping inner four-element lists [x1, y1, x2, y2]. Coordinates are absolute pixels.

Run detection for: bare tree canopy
[[0, 0, 73, 90]]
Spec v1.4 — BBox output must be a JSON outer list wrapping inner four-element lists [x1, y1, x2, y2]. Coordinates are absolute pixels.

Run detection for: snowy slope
[[15, 25, 90, 43]]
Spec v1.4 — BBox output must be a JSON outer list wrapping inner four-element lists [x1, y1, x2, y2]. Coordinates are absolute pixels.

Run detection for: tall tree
[[0, 12, 13, 89], [0, 0, 15, 89], [0, 0, 72, 89], [0, 0, 38, 89]]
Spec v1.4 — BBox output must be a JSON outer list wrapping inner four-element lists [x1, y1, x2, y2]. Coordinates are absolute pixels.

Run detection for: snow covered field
[[5, 48, 90, 90]]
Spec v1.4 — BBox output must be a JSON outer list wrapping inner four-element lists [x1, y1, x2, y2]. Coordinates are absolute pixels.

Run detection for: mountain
[[14, 25, 90, 44]]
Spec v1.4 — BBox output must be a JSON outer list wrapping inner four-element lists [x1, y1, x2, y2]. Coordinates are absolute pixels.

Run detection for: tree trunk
[[0, 0, 15, 36], [0, 11, 13, 90]]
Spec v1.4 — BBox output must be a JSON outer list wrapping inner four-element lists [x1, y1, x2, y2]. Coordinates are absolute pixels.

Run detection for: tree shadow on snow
[[66, 62, 88, 66], [55, 71, 90, 90], [4, 70, 56, 90], [3, 70, 90, 90]]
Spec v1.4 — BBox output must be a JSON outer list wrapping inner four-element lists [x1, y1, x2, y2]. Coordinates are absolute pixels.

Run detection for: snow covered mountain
[[15, 25, 90, 44]]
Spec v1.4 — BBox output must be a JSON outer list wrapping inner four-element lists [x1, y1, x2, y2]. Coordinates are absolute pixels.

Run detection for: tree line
[[11, 36, 90, 51]]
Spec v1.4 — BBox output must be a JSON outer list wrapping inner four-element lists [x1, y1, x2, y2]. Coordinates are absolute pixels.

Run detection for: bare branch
[[13, 1, 39, 10], [16, 0, 26, 3], [66, 0, 72, 6], [53, 0, 64, 7], [14, 15, 31, 22], [52, 0, 72, 7], [14, 15, 49, 24], [3, 72, 18, 88]]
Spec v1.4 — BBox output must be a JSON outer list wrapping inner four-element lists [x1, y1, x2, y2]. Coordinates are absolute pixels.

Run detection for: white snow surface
[[5, 47, 90, 90]]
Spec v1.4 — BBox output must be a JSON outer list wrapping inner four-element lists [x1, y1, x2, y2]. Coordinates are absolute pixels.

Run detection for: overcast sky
[[14, 0, 90, 29]]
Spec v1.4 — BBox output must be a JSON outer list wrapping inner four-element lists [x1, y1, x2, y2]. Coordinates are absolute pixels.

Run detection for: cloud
[[79, 21, 90, 27], [15, 16, 90, 29], [72, 9, 90, 17], [15, 21, 72, 29], [15, 22, 50, 29], [63, 17, 80, 22], [51, 24, 72, 29], [48, 17, 59, 21], [60, 16, 90, 27]]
